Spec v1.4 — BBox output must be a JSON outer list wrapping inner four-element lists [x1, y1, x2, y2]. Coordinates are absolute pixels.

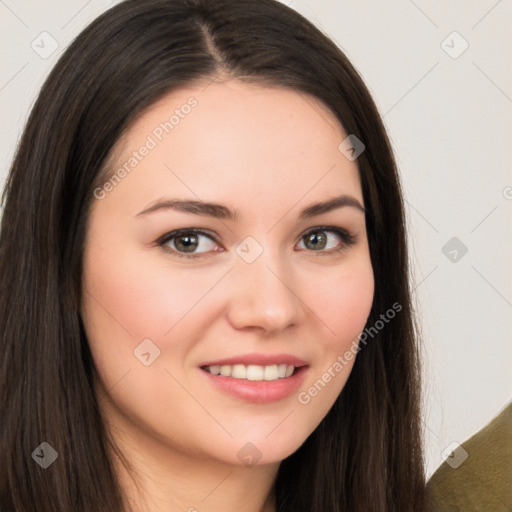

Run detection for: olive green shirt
[[426, 402, 512, 511]]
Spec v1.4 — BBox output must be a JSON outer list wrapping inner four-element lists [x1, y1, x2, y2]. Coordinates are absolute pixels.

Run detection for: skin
[[81, 79, 375, 512]]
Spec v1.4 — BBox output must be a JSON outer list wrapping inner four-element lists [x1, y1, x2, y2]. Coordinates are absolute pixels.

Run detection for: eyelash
[[157, 226, 357, 260]]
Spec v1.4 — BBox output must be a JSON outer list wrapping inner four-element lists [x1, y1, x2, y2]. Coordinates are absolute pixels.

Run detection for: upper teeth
[[205, 364, 295, 381]]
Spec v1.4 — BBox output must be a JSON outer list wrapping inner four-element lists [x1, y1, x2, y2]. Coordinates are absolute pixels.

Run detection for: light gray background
[[1, 0, 511, 479]]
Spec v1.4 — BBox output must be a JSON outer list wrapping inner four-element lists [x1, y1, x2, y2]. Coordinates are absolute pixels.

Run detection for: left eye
[[158, 227, 356, 259], [298, 228, 349, 252]]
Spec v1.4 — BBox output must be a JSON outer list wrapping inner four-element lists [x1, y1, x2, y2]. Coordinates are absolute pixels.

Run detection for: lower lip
[[199, 366, 309, 403]]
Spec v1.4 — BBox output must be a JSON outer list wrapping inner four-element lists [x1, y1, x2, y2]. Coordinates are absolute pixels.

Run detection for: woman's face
[[81, 80, 374, 467]]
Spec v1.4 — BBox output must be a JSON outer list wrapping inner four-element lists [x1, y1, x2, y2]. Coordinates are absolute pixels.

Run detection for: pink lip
[[199, 365, 309, 403], [199, 353, 308, 367]]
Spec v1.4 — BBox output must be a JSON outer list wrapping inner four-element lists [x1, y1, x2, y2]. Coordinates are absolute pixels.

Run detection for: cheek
[[81, 239, 216, 341], [80, 235, 230, 400], [80, 241, 216, 435], [294, 261, 373, 423], [334, 271, 374, 341], [308, 256, 375, 349]]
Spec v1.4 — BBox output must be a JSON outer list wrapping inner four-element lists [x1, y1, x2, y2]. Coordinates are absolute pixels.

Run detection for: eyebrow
[[135, 194, 366, 221]]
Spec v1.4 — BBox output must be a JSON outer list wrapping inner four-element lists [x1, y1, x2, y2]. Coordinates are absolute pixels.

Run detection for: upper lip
[[199, 353, 309, 367]]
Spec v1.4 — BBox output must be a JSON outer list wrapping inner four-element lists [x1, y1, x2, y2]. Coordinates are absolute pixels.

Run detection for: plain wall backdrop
[[1, 0, 511, 479]]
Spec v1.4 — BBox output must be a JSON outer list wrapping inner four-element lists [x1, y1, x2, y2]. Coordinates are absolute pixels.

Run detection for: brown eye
[[158, 226, 356, 260], [298, 227, 356, 255], [303, 231, 329, 250], [159, 229, 220, 259], [172, 233, 200, 253]]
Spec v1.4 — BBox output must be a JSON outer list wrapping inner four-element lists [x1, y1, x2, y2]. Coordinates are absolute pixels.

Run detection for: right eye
[[158, 228, 223, 259]]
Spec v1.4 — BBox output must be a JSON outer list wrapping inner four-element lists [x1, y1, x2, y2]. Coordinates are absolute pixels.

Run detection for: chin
[[223, 430, 309, 468]]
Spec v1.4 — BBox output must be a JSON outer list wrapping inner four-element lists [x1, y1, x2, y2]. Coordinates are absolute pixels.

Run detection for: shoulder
[[425, 402, 512, 512]]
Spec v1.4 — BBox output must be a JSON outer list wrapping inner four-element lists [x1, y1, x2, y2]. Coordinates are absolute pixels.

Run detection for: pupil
[[307, 232, 326, 250], [178, 234, 197, 252]]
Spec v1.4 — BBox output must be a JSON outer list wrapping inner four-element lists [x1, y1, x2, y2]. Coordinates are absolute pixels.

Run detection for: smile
[[199, 364, 309, 403], [201, 363, 296, 381]]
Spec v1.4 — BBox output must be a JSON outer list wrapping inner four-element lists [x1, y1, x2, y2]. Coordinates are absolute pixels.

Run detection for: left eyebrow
[[135, 194, 366, 221], [298, 195, 366, 219]]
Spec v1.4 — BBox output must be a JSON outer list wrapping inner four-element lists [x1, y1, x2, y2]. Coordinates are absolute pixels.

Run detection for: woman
[[0, 0, 425, 510]]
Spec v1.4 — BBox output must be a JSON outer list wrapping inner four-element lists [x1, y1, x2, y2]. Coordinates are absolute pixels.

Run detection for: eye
[[158, 228, 220, 259], [297, 226, 356, 256], [157, 226, 357, 260]]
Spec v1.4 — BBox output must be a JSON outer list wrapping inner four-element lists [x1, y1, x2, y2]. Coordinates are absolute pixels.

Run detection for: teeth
[[204, 364, 297, 381], [231, 364, 246, 379], [209, 365, 221, 375], [264, 365, 278, 380]]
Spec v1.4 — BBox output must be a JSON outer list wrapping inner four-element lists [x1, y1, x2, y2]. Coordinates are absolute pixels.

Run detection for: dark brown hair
[[0, 0, 425, 510]]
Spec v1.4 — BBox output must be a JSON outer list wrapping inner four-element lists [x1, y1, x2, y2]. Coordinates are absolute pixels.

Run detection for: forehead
[[102, 80, 363, 215]]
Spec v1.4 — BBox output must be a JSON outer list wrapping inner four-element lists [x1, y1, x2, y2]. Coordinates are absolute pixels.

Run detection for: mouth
[[200, 363, 301, 381], [198, 356, 309, 403]]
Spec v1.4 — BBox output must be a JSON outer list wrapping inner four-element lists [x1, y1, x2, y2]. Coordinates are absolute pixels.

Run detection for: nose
[[226, 245, 306, 335]]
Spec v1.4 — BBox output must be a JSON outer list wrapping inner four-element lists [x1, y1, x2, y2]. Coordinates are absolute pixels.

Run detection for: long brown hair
[[0, 0, 425, 510]]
